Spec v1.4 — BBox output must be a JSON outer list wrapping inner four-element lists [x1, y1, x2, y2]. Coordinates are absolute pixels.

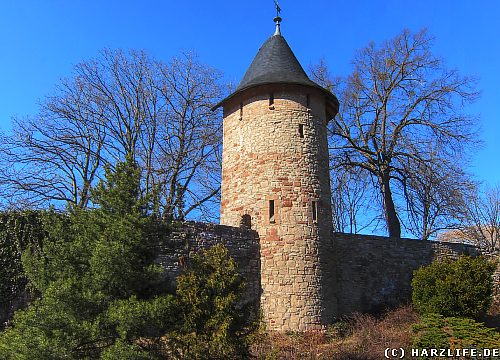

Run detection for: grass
[[250, 301, 500, 359], [250, 306, 419, 359]]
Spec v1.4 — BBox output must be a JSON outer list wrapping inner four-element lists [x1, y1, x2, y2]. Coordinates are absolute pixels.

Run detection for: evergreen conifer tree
[[0, 157, 175, 358]]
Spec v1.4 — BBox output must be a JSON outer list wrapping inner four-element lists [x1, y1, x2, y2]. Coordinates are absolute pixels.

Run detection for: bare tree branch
[[0, 50, 224, 221], [313, 29, 479, 237]]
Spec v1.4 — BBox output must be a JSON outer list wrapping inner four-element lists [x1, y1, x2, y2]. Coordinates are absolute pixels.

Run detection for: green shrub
[[171, 244, 258, 360], [100, 341, 155, 360], [411, 255, 495, 318], [413, 313, 500, 349]]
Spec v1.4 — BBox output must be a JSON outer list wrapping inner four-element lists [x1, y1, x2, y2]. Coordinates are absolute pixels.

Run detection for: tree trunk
[[379, 172, 401, 237]]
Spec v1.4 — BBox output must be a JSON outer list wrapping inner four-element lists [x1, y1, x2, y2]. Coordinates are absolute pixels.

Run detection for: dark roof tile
[[213, 33, 338, 117], [236, 34, 318, 91]]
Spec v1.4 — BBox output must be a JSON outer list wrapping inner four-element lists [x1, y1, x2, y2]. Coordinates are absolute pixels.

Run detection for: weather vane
[[273, 0, 282, 35], [274, 0, 282, 18]]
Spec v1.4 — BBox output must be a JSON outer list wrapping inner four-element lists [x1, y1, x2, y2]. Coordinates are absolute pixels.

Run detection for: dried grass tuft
[[250, 306, 419, 359]]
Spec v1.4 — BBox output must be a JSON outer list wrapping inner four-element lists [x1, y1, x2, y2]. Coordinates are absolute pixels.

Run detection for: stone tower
[[213, 16, 339, 331]]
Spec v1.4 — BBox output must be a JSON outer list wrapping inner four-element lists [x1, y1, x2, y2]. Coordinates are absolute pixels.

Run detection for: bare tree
[[330, 166, 381, 234], [309, 57, 339, 93], [155, 53, 223, 221], [459, 185, 500, 254], [402, 148, 474, 240], [311, 60, 381, 234], [320, 29, 478, 237], [0, 78, 107, 208], [0, 49, 224, 220]]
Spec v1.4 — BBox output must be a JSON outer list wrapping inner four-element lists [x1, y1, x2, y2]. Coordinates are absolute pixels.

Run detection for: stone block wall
[[156, 222, 261, 307], [3, 221, 491, 330], [155, 223, 493, 329], [332, 233, 479, 316], [219, 85, 334, 330]]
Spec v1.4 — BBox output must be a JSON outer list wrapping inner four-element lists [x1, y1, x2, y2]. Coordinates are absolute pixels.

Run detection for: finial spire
[[273, 0, 282, 35]]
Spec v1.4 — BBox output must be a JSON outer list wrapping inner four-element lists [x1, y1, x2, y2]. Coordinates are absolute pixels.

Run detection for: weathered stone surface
[[156, 224, 491, 330], [332, 233, 479, 316], [197, 30, 497, 330], [220, 85, 335, 331], [156, 222, 260, 307]]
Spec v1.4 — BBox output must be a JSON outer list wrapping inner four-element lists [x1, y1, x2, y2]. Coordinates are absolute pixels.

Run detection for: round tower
[[214, 17, 339, 331]]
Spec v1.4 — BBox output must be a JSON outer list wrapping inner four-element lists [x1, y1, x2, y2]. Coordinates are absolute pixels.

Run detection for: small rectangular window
[[299, 124, 304, 138], [269, 200, 275, 223], [239, 103, 243, 120], [269, 93, 274, 106], [312, 201, 318, 222], [306, 94, 310, 108]]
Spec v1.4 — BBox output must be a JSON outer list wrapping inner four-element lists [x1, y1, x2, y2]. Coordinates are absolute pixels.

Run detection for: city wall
[[156, 222, 261, 308], [332, 233, 479, 316], [157, 222, 484, 320]]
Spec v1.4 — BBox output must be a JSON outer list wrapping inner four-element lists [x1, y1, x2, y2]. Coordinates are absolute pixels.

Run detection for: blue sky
[[1, 0, 499, 185]]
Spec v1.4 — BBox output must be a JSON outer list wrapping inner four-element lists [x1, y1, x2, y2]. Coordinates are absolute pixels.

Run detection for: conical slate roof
[[235, 34, 319, 92], [213, 30, 339, 117]]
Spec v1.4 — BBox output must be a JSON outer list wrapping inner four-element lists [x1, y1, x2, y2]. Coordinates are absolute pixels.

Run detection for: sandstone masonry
[[156, 222, 260, 306], [212, 21, 341, 330], [219, 86, 335, 330], [156, 223, 488, 327], [332, 233, 479, 315]]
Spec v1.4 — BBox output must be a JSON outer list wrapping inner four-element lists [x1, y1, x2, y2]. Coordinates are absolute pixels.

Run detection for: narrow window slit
[[299, 124, 304, 138], [269, 200, 275, 223], [312, 201, 318, 222], [269, 93, 274, 106], [239, 103, 243, 120], [306, 94, 310, 108]]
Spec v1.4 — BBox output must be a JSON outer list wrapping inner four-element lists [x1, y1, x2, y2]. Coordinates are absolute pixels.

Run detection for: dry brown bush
[[335, 306, 419, 359], [250, 306, 419, 359]]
